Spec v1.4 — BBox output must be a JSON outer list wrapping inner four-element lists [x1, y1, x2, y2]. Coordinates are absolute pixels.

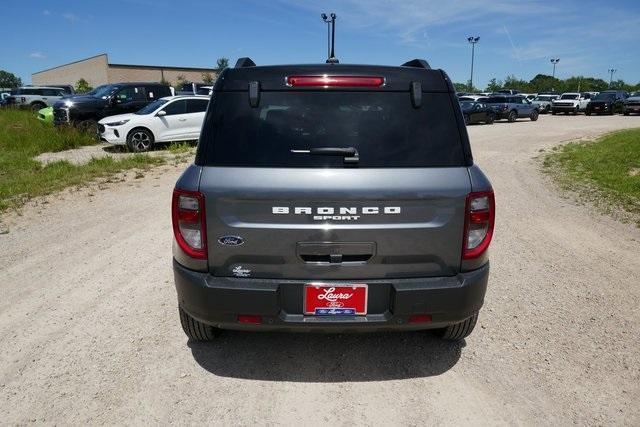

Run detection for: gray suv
[[172, 58, 494, 341], [485, 95, 539, 122]]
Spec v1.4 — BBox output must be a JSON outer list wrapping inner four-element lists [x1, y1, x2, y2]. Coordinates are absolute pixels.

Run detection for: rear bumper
[[173, 260, 489, 332]]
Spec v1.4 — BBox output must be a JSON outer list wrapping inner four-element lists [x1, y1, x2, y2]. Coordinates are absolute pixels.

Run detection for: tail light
[[462, 191, 495, 259], [286, 75, 385, 88], [172, 189, 207, 260]]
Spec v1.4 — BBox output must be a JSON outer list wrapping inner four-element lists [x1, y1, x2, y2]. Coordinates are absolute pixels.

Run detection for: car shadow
[[189, 330, 464, 382]]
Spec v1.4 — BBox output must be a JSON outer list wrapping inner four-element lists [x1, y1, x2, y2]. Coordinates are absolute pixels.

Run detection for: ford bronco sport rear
[[172, 58, 494, 341]]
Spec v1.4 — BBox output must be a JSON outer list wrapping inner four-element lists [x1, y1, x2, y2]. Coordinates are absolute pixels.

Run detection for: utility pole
[[608, 68, 617, 87], [467, 36, 480, 92], [321, 13, 338, 63], [550, 58, 560, 79]]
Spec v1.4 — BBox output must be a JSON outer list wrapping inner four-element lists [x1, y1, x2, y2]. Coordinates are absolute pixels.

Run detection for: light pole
[[467, 36, 480, 92], [550, 58, 560, 79], [608, 68, 617, 87]]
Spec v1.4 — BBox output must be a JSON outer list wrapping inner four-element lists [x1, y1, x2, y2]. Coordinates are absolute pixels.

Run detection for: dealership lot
[[0, 115, 639, 424]]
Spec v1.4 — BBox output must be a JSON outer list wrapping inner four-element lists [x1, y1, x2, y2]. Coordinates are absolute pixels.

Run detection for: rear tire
[[551, 110, 557, 115], [624, 111, 630, 116], [179, 307, 221, 341], [586, 111, 591, 116], [507, 110, 517, 122], [530, 110, 539, 121], [31, 102, 46, 111], [436, 312, 479, 341], [463, 114, 470, 125], [485, 113, 494, 124]]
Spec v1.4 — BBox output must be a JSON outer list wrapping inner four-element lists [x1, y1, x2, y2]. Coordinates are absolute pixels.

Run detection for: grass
[[0, 108, 165, 212], [543, 128, 640, 224]]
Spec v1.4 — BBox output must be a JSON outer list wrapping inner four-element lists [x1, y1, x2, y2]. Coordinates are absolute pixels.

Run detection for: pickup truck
[[551, 92, 593, 115]]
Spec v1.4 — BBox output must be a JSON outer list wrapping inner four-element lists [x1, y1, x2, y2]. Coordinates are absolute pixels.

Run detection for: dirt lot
[[1, 114, 639, 425]]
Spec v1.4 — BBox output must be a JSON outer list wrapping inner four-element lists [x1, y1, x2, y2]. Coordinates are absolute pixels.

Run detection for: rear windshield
[[197, 91, 464, 168], [486, 96, 506, 103]]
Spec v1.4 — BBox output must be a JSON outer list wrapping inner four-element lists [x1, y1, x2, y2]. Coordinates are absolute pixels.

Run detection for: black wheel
[[435, 312, 479, 341], [126, 128, 154, 152], [551, 110, 557, 115], [624, 111, 630, 116], [463, 114, 470, 125], [586, 111, 591, 116], [530, 110, 539, 121], [507, 110, 517, 122], [31, 102, 46, 111], [544, 105, 551, 114], [485, 113, 495, 124], [78, 120, 98, 134], [179, 307, 221, 341]]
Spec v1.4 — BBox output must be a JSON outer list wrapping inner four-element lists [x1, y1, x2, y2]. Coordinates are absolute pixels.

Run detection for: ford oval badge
[[218, 235, 244, 246]]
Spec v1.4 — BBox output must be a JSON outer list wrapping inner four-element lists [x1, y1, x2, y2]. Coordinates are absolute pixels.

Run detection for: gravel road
[[1, 115, 639, 425]]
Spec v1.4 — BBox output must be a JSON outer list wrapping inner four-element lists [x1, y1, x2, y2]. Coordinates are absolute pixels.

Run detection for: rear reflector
[[286, 75, 385, 88], [462, 190, 495, 259], [237, 315, 262, 325], [172, 189, 207, 260], [408, 314, 433, 324]]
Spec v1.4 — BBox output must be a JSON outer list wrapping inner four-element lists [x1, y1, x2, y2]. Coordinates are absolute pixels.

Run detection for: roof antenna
[[321, 13, 338, 64]]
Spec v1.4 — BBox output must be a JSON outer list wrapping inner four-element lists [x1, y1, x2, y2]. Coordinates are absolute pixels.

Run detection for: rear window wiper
[[291, 147, 359, 164]]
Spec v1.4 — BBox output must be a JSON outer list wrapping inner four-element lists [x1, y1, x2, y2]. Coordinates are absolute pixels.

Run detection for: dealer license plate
[[304, 283, 368, 315]]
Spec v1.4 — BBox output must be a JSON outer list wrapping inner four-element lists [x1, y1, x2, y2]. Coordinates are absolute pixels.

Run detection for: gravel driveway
[[1, 115, 639, 425]]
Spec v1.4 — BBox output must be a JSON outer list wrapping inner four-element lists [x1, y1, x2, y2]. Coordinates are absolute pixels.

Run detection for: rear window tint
[[197, 91, 464, 168]]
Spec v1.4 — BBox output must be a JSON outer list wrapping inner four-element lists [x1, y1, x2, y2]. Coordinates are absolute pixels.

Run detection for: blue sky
[[2, 0, 639, 88]]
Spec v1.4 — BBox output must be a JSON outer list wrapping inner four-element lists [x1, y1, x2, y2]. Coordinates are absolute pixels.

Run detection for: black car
[[585, 90, 628, 115], [460, 101, 495, 125], [53, 82, 172, 128], [623, 92, 640, 116]]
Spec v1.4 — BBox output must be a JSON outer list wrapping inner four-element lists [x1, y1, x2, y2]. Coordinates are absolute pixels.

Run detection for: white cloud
[[29, 52, 46, 59], [62, 12, 80, 23]]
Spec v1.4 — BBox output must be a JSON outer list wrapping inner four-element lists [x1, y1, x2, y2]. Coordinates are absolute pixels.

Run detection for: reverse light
[[172, 189, 207, 260], [286, 75, 385, 88], [462, 191, 495, 259]]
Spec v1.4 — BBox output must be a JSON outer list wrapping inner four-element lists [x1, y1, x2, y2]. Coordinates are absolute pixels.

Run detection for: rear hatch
[[196, 65, 472, 280]]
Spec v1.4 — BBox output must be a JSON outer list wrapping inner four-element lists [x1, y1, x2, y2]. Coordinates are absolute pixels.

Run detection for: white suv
[[551, 92, 592, 115], [98, 95, 209, 152]]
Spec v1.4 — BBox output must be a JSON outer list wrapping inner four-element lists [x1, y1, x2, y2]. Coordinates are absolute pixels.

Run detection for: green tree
[[503, 75, 529, 92], [201, 72, 214, 84], [485, 78, 502, 92], [175, 74, 188, 89], [160, 77, 171, 87], [0, 70, 22, 88], [453, 82, 469, 92], [216, 57, 229, 70], [74, 78, 93, 94]]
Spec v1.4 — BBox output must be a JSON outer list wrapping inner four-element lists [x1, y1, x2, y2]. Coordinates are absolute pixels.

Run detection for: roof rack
[[401, 59, 431, 70], [235, 57, 256, 68]]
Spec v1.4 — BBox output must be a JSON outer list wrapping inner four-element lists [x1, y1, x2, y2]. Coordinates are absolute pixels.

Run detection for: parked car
[[37, 106, 53, 123], [623, 92, 640, 115], [485, 95, 539, 122], [496, 89, 520, 95], [98, 95, 209, 152], [172, 58, 494, 341], [460, 101, 495, 124], [176, 82, 209, 95], [586, 90, 628, 115], [6, 86, 67, 110], [551, 92, 592, 115], [53, 82, 172, 131], [0, 92, 11, 107], [458, 94, 485, 101], [34, 84, 74, 95], [520, 93, 537, 102], [532, 94, 560, 114]]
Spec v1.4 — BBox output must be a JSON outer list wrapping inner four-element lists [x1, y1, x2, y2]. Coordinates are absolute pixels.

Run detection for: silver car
[[7, 86, 68, 110], [532, 94, 560, 114]]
